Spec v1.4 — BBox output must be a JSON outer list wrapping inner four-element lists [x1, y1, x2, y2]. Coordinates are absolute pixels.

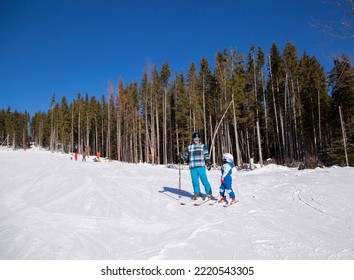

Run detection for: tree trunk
[[269, 55, 282, 161], [339, 106, 349, 166], [71, 106, 74, 153], [150, 88, 155, 165], [155, 99, 160, 164], [261, 67, 270, 159], [78, 110, 81, 155], [86, 115, 89, 156], [163, 89, 167, 164], [232, 96, 242, 166], [202, 77, 207, 145], [253, 56, 263, 167]]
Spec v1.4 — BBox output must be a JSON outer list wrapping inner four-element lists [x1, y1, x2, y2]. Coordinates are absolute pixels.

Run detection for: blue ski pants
[[220, 178, 235, 199], [190, 166, 212, 195]]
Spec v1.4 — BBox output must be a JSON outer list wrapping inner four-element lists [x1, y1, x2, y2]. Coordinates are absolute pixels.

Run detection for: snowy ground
[[0, 148, 354, 260]]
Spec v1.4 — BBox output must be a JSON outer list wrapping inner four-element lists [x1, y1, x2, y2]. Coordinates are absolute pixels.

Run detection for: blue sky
[[0, 0, 352, 116]]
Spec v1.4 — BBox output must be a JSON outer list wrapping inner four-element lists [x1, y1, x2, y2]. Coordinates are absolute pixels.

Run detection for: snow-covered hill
[[0, 148, 353, 260]]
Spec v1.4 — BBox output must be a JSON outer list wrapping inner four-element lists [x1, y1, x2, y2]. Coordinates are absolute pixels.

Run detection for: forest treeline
[[1, 42, 353, 167]]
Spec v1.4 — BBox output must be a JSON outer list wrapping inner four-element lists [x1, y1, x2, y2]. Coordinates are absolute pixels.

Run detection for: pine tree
[[160, 61, 171, 164], [226, 48, 246, 166], [140, 70, 151, 163], [175, 71, 189, 153], [58, 96, 71, 152], [298, 53, 329, 160], [9, 42, 351, 167], [267, 43, 283, 162], [328, 54, 354, 165], [281, 42, 299, 163], [329, 54, 354, 137], [256, 46, 270, 159], [151, 66, 161, 164], [198, 58, 212, 145]]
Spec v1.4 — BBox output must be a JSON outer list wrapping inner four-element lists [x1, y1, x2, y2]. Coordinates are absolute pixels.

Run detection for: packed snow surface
[[0, 148, 353, 260]]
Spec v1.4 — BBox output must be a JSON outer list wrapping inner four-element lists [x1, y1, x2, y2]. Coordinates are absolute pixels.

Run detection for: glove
[[206, 160, 212, 171], [220, 177, 225, 184]]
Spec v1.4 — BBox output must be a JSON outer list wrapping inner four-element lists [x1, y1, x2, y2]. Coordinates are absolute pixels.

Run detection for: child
[[218, 153, 237, 205]]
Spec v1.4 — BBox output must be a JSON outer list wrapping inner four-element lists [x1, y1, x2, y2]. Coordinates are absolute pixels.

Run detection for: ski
[[180, 197, 203, 206], [180, 196, 218, 206], [193, 197, 212, 206], [210, 196, 237, 206], [209, 200, 221, 206], [223, 199, 239, 207], [194, 196, 219, 206], [208, 196, 222, 205]]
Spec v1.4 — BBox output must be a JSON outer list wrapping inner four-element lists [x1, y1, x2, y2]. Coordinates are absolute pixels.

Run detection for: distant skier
[[82, 151, 86, 162], [179, 132, 214, 201], [218, 153, 237, 205], [73, 146, 78, 161], [96, 151, 101, 162]]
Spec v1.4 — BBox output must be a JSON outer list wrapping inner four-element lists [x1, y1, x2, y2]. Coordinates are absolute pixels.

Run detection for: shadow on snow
[[159, 186, 193, 201]]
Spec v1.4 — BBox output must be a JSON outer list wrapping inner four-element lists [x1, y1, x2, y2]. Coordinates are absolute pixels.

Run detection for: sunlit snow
[[0, 148, 353, 260]]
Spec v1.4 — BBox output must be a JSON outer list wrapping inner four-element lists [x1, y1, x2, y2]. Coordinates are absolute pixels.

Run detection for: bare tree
[[311, 0, 354, 39]]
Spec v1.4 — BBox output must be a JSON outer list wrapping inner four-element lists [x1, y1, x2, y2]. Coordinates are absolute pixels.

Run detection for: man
[[180, 132, 214, 201]]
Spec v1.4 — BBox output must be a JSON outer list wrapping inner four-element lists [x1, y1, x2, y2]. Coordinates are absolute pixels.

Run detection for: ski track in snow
[[0, 148, 354, 260]]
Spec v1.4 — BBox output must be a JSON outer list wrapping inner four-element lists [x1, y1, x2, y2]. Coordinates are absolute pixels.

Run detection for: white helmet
[[222, 153, 234, 163]]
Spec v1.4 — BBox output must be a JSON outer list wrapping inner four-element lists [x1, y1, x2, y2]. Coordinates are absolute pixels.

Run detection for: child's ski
[[223, 199, 239, 207]]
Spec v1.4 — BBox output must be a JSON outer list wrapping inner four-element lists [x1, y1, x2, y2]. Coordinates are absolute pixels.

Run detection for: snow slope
[[0, 148, 353, 260]]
